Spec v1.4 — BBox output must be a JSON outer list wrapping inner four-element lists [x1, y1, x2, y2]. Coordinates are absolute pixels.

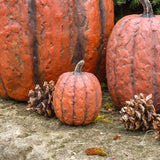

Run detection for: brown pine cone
[[120, 93, 156, 131], [152, 114, 160, 139], [27, 80, 55, 117]]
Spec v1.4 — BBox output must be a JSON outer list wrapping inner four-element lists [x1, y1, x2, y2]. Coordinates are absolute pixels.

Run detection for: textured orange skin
[[0, 0, 34, 100], [106, 14, 160, 113], [53, 72, 102, 125], [0, 0, 114, 101]]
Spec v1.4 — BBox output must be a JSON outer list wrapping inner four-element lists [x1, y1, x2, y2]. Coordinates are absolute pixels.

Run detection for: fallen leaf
[[93, 114, 114, 123], [113, 134, 121, 140], [104, 102, 114, 109], [85, 147, 107, 156]]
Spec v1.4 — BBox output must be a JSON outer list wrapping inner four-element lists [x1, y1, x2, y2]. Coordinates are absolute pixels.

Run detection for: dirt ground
[[0, 90, 160, 160]]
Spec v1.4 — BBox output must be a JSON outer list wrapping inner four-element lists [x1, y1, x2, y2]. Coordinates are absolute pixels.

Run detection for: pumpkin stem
[[74, 60, 85, 74], [139, 0, 155, 17]]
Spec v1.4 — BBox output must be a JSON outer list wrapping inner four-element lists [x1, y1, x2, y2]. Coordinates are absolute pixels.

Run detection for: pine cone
[[120, 93, 156, 131], [27, 80, 55, 117], [152, 114, 160, 139]]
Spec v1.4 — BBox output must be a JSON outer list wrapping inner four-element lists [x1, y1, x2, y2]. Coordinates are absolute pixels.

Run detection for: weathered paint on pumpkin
[[0, 0, 114, 101], [0, 0, 34, 100], [53, 61, 102, 125], [106, 0, 160, 113]]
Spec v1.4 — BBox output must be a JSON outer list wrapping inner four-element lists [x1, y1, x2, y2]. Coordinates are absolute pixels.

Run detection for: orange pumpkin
[[0, 0, 114, 101], [106, 0, 160, 112], [53, 60, 102, 125]]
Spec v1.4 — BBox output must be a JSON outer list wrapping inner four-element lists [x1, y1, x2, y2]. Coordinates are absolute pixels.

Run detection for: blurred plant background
[[114, 0, 160, 22]]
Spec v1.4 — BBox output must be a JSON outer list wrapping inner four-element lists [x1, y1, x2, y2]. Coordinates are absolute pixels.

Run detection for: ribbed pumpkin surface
[[106, 14, 160, 112], [0, 0, 114, 101], [53, 72, 102, 125]]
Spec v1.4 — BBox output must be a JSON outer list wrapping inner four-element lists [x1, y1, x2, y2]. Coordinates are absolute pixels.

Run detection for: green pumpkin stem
[[139, 0, 155, 17], [74, 60, 85, 74]]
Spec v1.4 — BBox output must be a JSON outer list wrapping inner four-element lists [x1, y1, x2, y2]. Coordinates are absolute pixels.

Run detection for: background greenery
[[114, 0, 160, 22]]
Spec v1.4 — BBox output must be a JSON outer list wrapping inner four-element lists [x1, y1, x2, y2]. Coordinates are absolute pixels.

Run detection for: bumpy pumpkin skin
[[0, 0, 114, 101], [106, 13, 160, 112], [53, 70, 102, 125]]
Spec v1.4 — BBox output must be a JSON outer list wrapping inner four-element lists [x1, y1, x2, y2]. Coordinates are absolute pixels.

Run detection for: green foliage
[[114, 0, 139, 7], [114, 0, 160, 22]]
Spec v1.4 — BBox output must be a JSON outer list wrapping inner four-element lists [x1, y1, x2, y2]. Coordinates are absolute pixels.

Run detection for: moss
[[18, 133, 31, 138], [48, 140, 56, 145], [56, 135, 64, 139], [54, 144, 65, 150], [61, 138, 71, 144], [51, 154, 56, 159], [103, 102, 113, 107]]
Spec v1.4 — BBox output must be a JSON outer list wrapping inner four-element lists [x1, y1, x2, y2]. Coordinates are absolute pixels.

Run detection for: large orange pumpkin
[[0, 0, 114, 101], [106, 0, 160, 112], [53, 60, 102, 125]]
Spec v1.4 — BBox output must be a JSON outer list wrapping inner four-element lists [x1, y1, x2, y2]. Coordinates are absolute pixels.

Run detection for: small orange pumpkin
[[53, 60, 102, 125]]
